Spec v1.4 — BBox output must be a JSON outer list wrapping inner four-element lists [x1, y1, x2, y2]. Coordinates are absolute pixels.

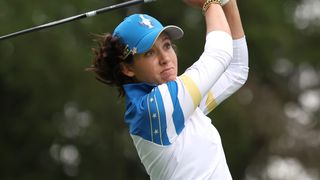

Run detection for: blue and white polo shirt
[[123, 31, 249, 180]]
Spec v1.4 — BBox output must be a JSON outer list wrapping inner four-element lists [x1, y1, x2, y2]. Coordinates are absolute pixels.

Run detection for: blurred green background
[[1, 0, 320, 179]]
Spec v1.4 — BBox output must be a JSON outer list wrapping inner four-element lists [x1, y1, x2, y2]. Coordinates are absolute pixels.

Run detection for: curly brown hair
[[86, 33, 134, 98]]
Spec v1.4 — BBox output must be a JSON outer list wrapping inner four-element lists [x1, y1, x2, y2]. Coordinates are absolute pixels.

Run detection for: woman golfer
[[87, 0, 248, 179]]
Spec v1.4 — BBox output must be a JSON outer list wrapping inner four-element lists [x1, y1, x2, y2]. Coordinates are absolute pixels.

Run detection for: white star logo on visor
[[139, 15, 154, 29], [131, 47, 137, 55]]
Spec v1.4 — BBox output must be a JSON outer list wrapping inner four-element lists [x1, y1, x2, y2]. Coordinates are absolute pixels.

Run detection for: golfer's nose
[[159, 50, 170, 65]]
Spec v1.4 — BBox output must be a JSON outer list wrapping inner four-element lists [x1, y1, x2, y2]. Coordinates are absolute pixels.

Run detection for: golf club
[[0, 0, 156, 41]]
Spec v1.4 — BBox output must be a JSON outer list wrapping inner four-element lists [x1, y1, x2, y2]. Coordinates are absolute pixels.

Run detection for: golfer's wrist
[[202, 0, 221, 14]]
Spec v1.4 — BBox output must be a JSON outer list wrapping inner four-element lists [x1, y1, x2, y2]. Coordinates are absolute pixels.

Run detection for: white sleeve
[[199, 37, 249, 115], [173, 31, 233, 119]]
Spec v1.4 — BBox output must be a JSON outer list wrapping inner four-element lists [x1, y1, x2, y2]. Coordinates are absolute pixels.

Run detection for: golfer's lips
[[161, 67, 174, 74]]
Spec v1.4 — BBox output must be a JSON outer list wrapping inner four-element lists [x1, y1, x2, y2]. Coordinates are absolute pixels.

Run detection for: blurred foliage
[[1, 0, 319, 179]]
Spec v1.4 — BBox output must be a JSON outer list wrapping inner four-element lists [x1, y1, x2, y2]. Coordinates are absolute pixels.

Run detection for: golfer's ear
[[121, 63, 135, 77]]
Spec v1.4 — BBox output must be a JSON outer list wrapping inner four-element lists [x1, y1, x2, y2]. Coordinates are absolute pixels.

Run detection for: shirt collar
[[123, 83, 157, 100]]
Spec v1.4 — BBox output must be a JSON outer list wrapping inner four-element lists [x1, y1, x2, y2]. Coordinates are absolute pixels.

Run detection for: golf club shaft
[[0, 0, 155, 41]]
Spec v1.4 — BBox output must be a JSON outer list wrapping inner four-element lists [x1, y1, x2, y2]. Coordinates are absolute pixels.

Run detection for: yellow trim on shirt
[[180, 74, 202, 109], [206, 91, 218, 113]]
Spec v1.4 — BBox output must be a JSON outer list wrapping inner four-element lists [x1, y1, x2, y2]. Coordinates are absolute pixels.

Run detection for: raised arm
[[204, 0, 231, 35], [223, 0, 245, 39], [199, 0, 249, 114], [175, 0, 233, 115]]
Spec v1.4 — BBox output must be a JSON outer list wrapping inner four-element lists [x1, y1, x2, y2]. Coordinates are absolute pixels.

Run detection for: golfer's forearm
[[205, 4, 231, 35], [223, 0, 245, 39]]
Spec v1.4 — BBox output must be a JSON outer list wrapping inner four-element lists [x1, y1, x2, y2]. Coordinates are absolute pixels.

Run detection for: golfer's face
[[129, 33, 178, 84]]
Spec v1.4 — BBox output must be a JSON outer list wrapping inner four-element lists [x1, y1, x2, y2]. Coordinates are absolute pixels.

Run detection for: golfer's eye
[[144, 50, 154, 57], [164, 42, 172, 50]]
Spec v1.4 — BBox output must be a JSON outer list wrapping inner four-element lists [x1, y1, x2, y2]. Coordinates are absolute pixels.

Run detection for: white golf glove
[[220, 0, 230, 6]]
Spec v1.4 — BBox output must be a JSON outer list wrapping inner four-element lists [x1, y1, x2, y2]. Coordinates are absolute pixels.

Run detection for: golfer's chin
[[160, 75, 177, 84], [160, 68, 177, 83]]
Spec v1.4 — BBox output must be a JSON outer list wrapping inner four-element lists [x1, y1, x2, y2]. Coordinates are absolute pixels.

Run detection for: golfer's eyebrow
[[161, 35, 170, 42]]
